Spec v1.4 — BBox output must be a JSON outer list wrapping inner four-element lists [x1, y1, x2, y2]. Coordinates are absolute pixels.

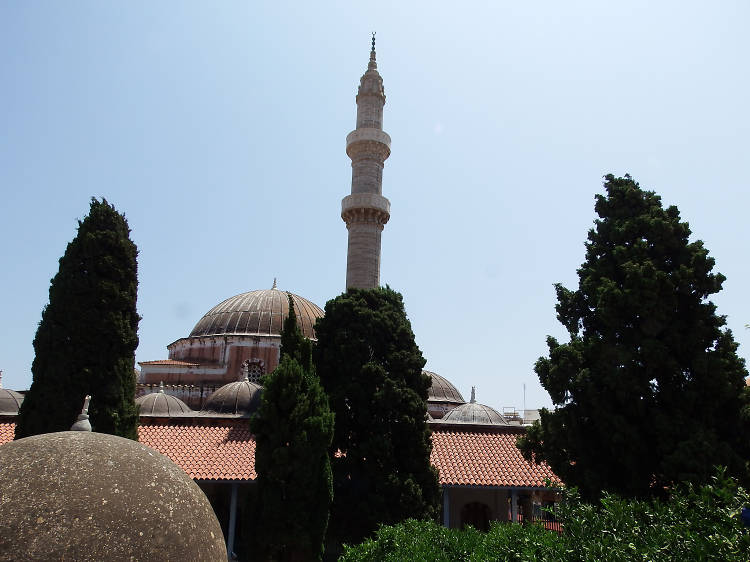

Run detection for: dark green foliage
[[341, 470, 750, 561], [557, 469, 750, 561], [280, 293, 313, 371], [247, 303, 334, 561], [314, 287, 440, 548], [340, 518, 564, 562], [519, 175, 750, 499], [15, 198, 139, 439]]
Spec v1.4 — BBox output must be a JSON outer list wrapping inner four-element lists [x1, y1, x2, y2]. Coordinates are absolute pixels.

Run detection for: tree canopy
[[246, 294, 334, 561], [15, 198, 140, 439], [520, 174, 750, 500], [314, 287, 440, 547]]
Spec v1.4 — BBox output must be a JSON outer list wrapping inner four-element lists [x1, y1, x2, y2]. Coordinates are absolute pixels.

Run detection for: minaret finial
[[272, 277, 277, 290], [470, 386, 476, 404], [368, 32, 377, 68]]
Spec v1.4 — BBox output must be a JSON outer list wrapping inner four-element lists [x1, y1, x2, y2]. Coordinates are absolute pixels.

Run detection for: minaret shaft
[[342, 38, 391, 289]]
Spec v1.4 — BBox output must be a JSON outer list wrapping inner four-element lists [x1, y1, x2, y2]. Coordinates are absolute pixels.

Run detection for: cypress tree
[[314, 287, 440, 547], [519, 174, 750, 500], [247, 296, 334, 561], [280, 293, 312, 371], [15, 198, 139, 440]]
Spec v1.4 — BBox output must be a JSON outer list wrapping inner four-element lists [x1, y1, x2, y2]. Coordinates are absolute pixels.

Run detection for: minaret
[[342, 34, 391, 289]]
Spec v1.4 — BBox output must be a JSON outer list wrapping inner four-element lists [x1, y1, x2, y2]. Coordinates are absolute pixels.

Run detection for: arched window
[[461, 502, 491, 532]]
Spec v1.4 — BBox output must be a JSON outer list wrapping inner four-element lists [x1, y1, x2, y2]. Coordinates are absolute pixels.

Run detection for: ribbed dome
[[442, 389, 509, 426], [202, 379, 262, 417], [426, 371, 465, 403], [0, 389, 24, 415], [190, 288, 323, 339], [136, 387, 192, 416]]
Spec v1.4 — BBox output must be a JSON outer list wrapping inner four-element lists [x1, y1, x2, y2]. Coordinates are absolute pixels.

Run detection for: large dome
[[190, 288, 323, 339]]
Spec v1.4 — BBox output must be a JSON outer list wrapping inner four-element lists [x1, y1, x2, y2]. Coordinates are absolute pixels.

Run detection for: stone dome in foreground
[[442, 388, 510, 426], [202, 378, 263, 417], [189, 287, 323, 339], [136, 385, 192, 416], [0, 431, 226, 561]]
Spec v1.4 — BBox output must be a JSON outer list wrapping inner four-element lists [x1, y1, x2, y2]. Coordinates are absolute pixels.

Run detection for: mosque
[[0, 38, 560, 558]]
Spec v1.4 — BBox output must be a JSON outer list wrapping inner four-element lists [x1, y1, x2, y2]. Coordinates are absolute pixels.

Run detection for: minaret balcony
[[346, 128, 391, 151], [341, 193, 391, 223]]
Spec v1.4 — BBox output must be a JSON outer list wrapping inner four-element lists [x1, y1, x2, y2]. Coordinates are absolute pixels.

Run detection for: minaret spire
[[342, 36, 391, 289], [369, 33, 377, 69]]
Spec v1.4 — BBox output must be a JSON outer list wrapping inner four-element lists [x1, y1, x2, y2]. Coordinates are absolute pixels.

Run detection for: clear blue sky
[[2, 1, 748, 411]]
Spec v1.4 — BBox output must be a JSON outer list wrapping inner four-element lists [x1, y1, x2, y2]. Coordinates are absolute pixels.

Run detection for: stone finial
[[272, 277, 277, 290], [71, 395, 92, 432], [371, 31, 376, 52], [240, 361, 250, 382], [470, 386, 476, 404], [0, 370, 3, 389], [159, 381, 165, 393]]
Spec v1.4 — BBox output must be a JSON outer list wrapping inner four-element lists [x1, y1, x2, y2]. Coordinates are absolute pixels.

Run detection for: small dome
[[0, 431, 226, 561], [202, 379, 262, 417], [190, 287, 323, 339], [442, 388, 509, 426], [443, 402, 510, 425], [136, 386, 192, 417], [426, 371, 465, 403], [0, 389, 24, 415]]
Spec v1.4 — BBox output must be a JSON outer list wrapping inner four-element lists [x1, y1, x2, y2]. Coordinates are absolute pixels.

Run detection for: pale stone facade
[[342, 37, 391, 289]]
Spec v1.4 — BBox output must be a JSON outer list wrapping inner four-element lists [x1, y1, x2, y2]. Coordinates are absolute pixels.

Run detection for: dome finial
[[158, 381, 165, 393], [371, 31, 376, 52], [272, 277, 277, 290], [71, 395, 92, 431], [470, 386, 476, 404]]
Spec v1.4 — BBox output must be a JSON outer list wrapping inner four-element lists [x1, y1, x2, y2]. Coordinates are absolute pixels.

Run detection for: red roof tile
[[0, 422, 559, 488], [431, 428, 561, 488], [0, 423, 14, 444], [138, 424, 256, 481], [138, 359, 200, 366]]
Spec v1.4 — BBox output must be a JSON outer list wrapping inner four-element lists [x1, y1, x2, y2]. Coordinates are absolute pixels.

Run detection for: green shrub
[[560, 468, 750, 561], [341, 470, 750, 561]]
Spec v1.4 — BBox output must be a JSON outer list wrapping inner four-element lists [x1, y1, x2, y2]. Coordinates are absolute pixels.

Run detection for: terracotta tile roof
[[0, 423, 14, 444], [431, 428, 561, 488], [138, 424, 256, 481], [0, 422, 559, 489], [138, 359, 200, 366]]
